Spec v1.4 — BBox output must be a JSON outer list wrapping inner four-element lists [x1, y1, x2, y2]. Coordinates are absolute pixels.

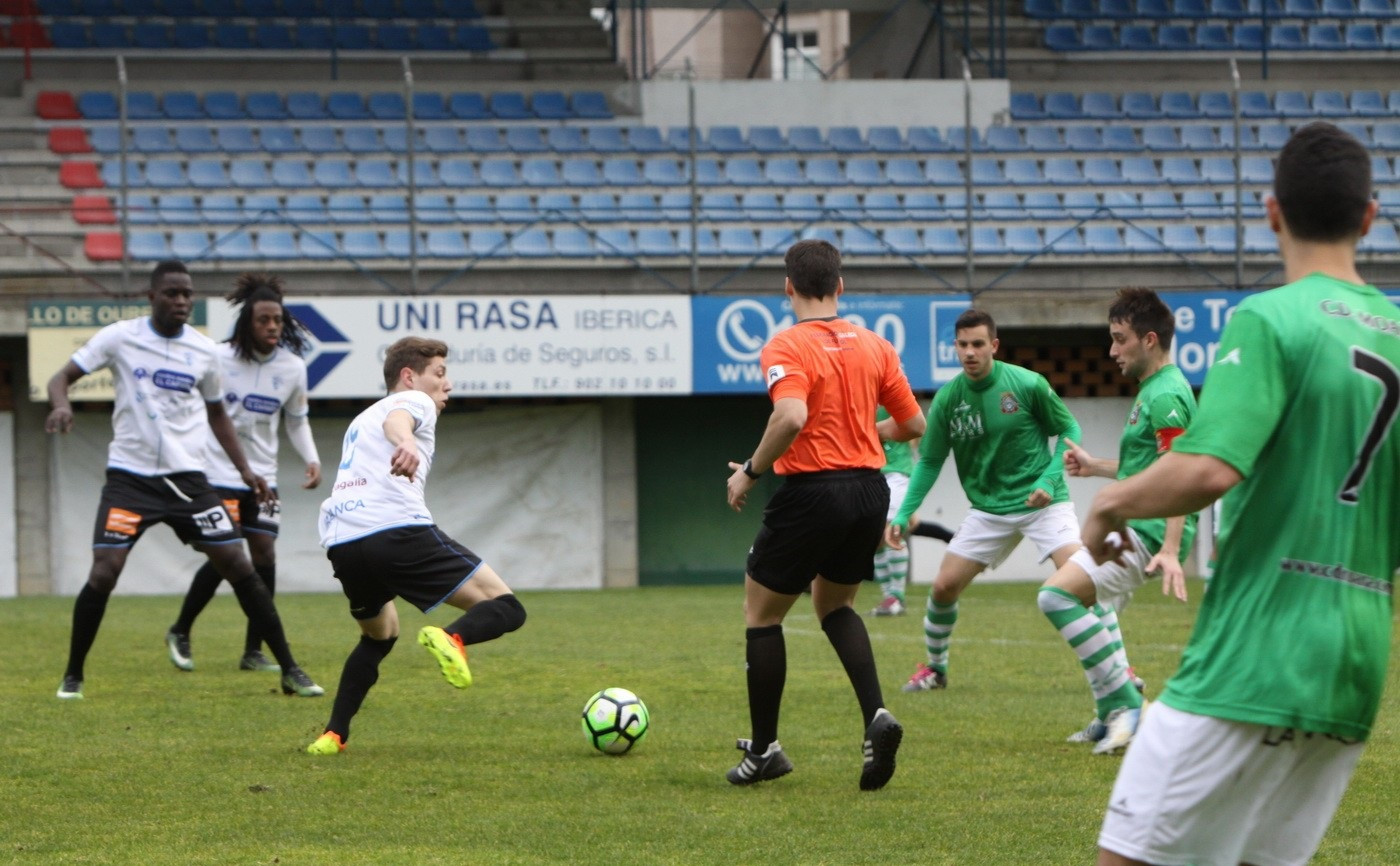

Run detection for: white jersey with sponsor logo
[[71, 316, 222, 475], [204, 343, 311, 490], [319, 388, 437, 548]]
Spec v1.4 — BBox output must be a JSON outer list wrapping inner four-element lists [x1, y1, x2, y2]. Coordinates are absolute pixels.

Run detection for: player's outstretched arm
[[207, 400, 272, 503], [284, 412, 322, 489], [383, 408, 421, 481], [1064, 438, 1118, 479], [1085, 451, 1239, 563], [45, 361, 86, 434]]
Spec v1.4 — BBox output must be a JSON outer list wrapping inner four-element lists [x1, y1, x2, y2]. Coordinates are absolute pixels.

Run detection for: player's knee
[[1036, 586, 1062, 614], [87, 570, 119, 594], [495, 593, 526, 633], [360, 634, 397, 659]]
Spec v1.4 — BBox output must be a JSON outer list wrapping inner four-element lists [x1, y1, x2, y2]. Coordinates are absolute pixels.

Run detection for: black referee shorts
[[746, 469, 889, 595]]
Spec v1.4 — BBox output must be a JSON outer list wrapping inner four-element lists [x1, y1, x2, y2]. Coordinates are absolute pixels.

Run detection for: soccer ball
[[581, 687, 650, 755]]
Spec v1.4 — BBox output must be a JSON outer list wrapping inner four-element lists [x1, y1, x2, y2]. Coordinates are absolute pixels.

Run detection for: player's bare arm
[[1146, 514, 1189, 602], [727, 396, 806, 512], [875, 410, 926, 443], [383, 409, 420, 481], [1064, 438, 1118, 479], [1085, 450, 1240, 564], [45, 361, 85, 434]]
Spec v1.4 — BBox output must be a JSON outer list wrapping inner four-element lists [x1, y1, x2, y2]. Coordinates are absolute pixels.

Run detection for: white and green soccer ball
[[581, 687, 650, 755]]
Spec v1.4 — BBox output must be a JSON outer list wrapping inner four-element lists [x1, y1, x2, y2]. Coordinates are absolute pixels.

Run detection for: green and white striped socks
[[1038, 587, 1142, 720], [922, 597, 958, 674], [873, 546, 909, 603]]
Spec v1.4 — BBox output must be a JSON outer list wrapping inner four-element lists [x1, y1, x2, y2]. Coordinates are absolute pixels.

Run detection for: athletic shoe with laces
[[1092, 703, 1143, 755], [1066, 716, 1107, 743], [306, 731, 346, 755], [860, 708, 903, 791], [280, 666, 325, 697], [900, 663, 947, 692], [56, 675, 84, 700], [239, 650, 281, 673], [165, 630, 193, 671], [417, 625, 472, 689], [869, 596, 906, 617], [725, 739, 793, 785]]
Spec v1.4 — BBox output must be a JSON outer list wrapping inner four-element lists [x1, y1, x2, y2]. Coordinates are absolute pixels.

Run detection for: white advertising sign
[[207, 295, 693, 398]]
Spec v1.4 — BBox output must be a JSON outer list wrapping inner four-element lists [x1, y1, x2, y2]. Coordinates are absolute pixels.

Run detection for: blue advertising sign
[[1159, 291, 1254, 386], [691, 294, 971, 394]]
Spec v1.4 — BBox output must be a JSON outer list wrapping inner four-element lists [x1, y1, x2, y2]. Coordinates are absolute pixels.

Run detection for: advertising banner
[[206, 295, 693, 398], [691, 294, 972, 394]]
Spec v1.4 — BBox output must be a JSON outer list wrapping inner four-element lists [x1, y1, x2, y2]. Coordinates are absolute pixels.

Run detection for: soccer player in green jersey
[[886, 309, 1082, 691], [1039, 288, 1197, 755], [870, 407, 917, 615], [1083, 122, 1400, 866]]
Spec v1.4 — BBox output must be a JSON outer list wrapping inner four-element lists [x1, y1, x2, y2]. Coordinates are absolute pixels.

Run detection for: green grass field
[[4, 580, 1400, 865]]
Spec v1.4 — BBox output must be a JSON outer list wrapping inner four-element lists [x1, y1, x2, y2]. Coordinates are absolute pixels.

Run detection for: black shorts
[[92, 469, 242, 548], [213, 485, 281, 537], [746, 469, 889, 595], [327, 525, 483, 620]]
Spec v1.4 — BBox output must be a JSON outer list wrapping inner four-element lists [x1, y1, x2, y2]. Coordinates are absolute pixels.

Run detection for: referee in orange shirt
[[724, 239, 926, 790]]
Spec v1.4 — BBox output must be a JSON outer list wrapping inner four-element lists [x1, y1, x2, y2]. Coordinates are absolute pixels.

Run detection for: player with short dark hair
[[307, 336, 528, 755], [1084, 122, 1400, 865], [165, 273, 322, 674], [48, 260, 322, 700], [724, 239, 925, 790], [1039, 287, 1197, 755], [886, 308, 1083, 692]]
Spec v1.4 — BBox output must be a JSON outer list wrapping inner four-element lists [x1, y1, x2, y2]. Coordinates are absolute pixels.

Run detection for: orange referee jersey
[[761, 317, 921, 475]]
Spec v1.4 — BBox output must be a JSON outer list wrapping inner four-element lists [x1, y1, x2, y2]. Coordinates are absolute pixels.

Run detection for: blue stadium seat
[[250, 230, 296, 260], [1045, 24, 1082, 50], [1123, 224, 1165, 254], [1337, 121, 1372, 146], [1238, 91, 1274, 118], [1142, 126, 1181, 151], [1102, 127, 1141, 150], [1159, 92, 1198, 119], [520, 158, 562, 187], [748, 127, 788, 153], [608, 127, 653, 153], [1174, 0, 1209, 13], [1161, 156, 1200, 184], [1161, 224, 1205, 253], [1081, 92, 1120, 119], [341, 230, 385, 259], [1274, 90, 1312, 117], [377, 24, 415, 51], [1082, 225, 1123, 254], [875, 159, 917, 186], [984, 190, 1025, 219], [578, 192, 618, 222], [490, 92, 531, 120], [1345, 24, 1381, 48], [88, 127, 120, 154], [1360, 0, 1396, 13], [707, 126, 748, 153], [846, 158, 886, 186], [449, 93, 489, 120], [1064, 127, 1107, 151], [828, 127, 867, 153], [127, 92, 161, 121], [162, 92, 203, 121], [1309, 23, 1346, 48], [801, 158, 840, 186], [908, 127, 951, 152], [1256, 123, 1290, 150], [407, 93, 449, 122], [49, 23, 89, 49], [1044, 92, 1084, 120], [198, 193, 239, 223], [1372, 155, 1395, 183], [1064, 0, 1097, 16], [285, 194, 326, 224], [700, 192, 742, 221], [342, 128, 381, 154], [1121, 91, 1161, 119], [611, 192, 654, 221], [783, 192, 822, 220], [244, 22, 288, 49], [1003, 158, 1043, 184], [843, 226, 886, 257], [532, 91, 571, 120], [1283, 0, 1320, 11], [369, 194, 409, 223], [765, 158, 804, 186], [1136, 0, 1171, 13], [92, 23, 131, 48], [506, 127, 548, 154], [1139, 190, 1178, 218], [510, 228, 553, 258], [547, 127, 587, 154], [229, 159, 272, 188], [824, 191, 864, 220], [946, 127, 986, 151], [172, 127, 216, 155], [328, 193, 370, 223], [291, 229, 334, 260], [637, 227, 679, 256], [741, 191, 782, 221], [923, 159, 964, 185], [476, 159, 518, 187], [1204, 225, 1237, 253], [294, 23, 332, 50], [464, 127, 507, 153], [572, 91, 612, 120], [129, 231, 174, 260], [416, 24, 454, 51], [239, 93, 281, 122], [986, 126, 1026, 152], [1121, 157, 1160, 183], [550, 227, 593, 258], [292, 128, 335, 153], [717, 227, 760, 257], [1010, 92, 1046, 120], [1158, 24, 1193, 48], [561, 158, 603, 186], [925, 227, 964, 256], [1045, 227, 1087, 254], [1243, 224, 1278, 254], [1044, 157, 1083, 184], [1119, 25, 1156, 49], [1268, 24, 1306, 49], [594, 228, 636, 257], [1082, 25, 1117, 49], [1373, 123, 1400, 150], [1361, 224, 1400, 254], [493, 193, 535, 223], [366, 93, 405, 121], [863, 192, 905, 221], [695, 158, 724, 186], [643, 158, 685, 186], [132, 128, 174, 154], [757, 226, 798, 254], [448, 193, 489, 222], [334, 24, 372, 50], [1233, 23, 1265, 49], [1210, 0, 1247, 12], [1025, 0, 1060, 15], [170, 230, 213, 260], [1180, 125, 1219, 150], [1024, 191, 1066, 218], [312, 161, 355, 187], [235, 193, 279, 223], [457, 25, 494, 52], [154, 194, 195, 224], [1193, 91, 1231, 119], [602, 158, 643, 186], [788, 127, 826, 153], [972, 226, 1007, 255], [286, 93, 327, 121], [327, 93, 368, 120], [1004, 226, 1044, 255], [724, 158, 766, 186]]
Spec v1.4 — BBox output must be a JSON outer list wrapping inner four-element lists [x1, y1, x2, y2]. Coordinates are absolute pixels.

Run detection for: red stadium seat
[[36, 91, 80, 120], [84, 232, 124, 261], [73, 195, 116, 224], [48, 127, 92, 154], [9, 20, 51, 48], [59, 161, 103, 189]]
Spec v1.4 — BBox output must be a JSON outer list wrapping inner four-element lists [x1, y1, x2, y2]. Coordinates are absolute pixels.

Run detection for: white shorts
[[1068, 526, 1153, 612], [884, 472, 909, 521], [946, 502, 1080, 568], [1099, 702, 1363, 866]]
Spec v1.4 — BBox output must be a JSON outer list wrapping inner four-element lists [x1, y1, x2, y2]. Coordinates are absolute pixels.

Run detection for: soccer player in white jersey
[[165, 273, 322, 674], [47, 260, 323, 700], [306, 337, 527, 755], [1084, 123, 1400, 865]]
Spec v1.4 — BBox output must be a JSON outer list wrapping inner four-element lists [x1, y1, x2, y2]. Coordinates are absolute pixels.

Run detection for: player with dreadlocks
[[165, 272, 323, 676]]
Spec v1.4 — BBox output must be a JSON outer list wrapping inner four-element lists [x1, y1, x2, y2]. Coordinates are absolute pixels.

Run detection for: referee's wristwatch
[[741, 459, 763, 480]]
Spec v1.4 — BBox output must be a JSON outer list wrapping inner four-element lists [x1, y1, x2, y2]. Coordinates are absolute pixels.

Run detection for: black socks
[[444, 594, 526, 645], [744, 624, 786, 755], [821, 606, 885, 728], [325, 635, 397, 742], [66, 583, 111, 679]]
